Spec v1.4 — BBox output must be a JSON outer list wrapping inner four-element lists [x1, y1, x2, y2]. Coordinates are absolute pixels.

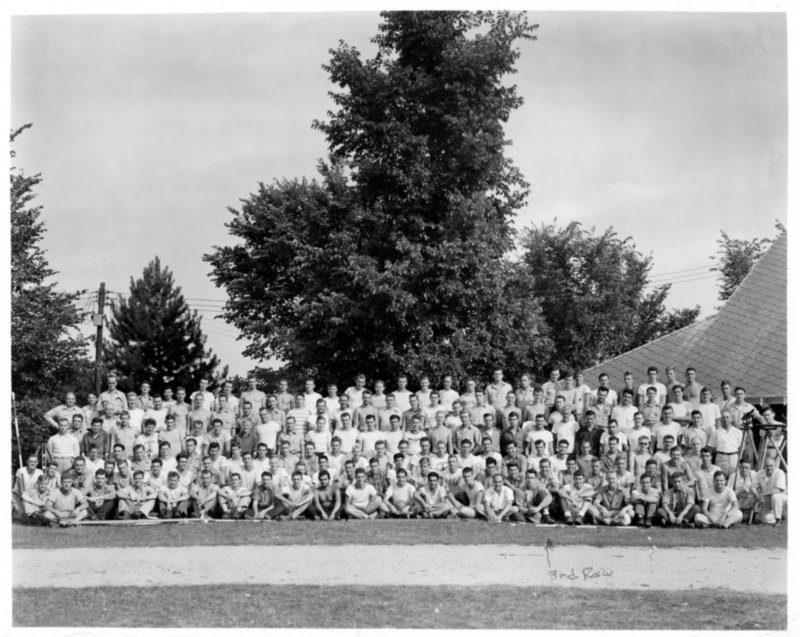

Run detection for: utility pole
[[93, 282, 106, 397]]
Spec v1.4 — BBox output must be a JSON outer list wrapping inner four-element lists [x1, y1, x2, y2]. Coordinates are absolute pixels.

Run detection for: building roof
[[582, 232, 787, 403]]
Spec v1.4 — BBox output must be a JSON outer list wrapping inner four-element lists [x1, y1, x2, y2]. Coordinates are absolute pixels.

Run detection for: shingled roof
[[582, 232, 787, 404]]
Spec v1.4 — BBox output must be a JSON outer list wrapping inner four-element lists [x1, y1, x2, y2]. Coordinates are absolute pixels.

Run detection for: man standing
[[353, 390, 379, 432], [392, 375, 412, 413], [168, 387, 190, 435], [188, 393, 213, 433], [190, 378, 215, 412], [638, 367, 667, 407], [145, 395, 169, 431], [611, 390, 637, 431], [683, 368, 703, 408], [241, 375, 267, 414], [82, 417, 111, 461], [211, 394, 237, 432], [344, 373, 367, 409], [256, 408, 283, 455], [708, 412, 743, 477], [438, 375, 459, 413], [43, 392, 84, 432], [99, 374, 128, 415], [274, 379, 294, 414], [486, 369, 513, 410], [47, 418, 81, 474]]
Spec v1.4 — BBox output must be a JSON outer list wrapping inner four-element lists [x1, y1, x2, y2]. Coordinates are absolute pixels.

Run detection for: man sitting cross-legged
[[116, 470, 157, 520], [654, 471, 699, 528], [515, 468, 553, 524], [381, 468, 417, 519], [218, 473, 252, 520], [558, 471, 595, 525], [483, 473, 517, 523], [312, 469, 342, 521], [43, 474, 89, 527], [414, 471, 453, 519], [189, 469, 220, 519], [273, 470, 314, 520], [592, 470, 632, 526], [694, 470, 742, 529], [448, 466, 486, 520], [344, 468, 383, 519], [157, 471, 190, 519]]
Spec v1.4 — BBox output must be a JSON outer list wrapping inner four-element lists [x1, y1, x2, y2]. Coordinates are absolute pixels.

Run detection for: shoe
[[541, 514, 554, 524], [643, 519, 652, 529]]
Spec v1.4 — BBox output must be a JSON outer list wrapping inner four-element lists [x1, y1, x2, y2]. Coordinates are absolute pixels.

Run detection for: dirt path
[[13, 544, 785, 593]]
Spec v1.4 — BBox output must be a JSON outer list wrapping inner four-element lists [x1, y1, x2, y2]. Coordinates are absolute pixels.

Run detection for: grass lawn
[[13, 584, 785, 629], [12, 518, 787, 550]]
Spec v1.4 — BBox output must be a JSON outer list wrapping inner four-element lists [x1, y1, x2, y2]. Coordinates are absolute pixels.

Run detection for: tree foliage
[[10, 124, 90, 460], [711, 224, 784, 302], [106, 257, 225, 393], [517, 221, 700, 372], [205, 11, 550, 385]]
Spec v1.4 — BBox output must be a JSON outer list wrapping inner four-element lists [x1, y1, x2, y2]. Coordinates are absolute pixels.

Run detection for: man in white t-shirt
[[694, 471, 742, 528], [486, 369, 513, 410], [638, 367, 667, 407], [484, 473, 517, 522], [344, 468, 382, 519], [438, 375, 460, 413], [393, 375, 412, 413], [344, 374, 367, 409], [381, 468, 417, 518]]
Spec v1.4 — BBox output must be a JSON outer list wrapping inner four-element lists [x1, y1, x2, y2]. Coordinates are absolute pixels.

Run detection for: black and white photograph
[[7, 1, 794, 632]]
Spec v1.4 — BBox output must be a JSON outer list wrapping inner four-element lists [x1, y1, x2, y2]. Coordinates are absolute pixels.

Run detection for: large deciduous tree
[[517, 221, 700, 372], [11, 124, 89, 461], [106, 257, 225, 393], [206, 11, 551, 384]]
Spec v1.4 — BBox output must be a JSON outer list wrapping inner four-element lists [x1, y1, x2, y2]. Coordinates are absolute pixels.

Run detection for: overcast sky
[[10, 10, 788, 377]]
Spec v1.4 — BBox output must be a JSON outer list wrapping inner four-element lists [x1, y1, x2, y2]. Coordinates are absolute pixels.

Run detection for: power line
[[648, 264, 711, 279]]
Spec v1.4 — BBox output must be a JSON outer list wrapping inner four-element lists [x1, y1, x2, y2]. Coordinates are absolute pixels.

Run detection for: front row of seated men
[[16, 452, 787, 527]]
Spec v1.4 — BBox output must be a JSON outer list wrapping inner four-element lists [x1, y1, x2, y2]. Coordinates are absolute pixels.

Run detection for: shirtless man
[[312, 470, 341, 521]]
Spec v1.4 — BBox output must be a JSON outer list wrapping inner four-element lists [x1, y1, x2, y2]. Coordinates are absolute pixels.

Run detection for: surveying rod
[[11, 391, 23, 469]]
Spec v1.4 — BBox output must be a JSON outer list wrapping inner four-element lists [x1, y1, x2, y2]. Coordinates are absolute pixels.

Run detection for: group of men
[[13, 366, 787, 527]]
